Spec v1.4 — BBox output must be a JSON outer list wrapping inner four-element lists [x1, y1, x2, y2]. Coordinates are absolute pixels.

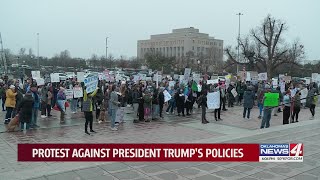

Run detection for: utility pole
[[236, 13, 243, 74], [106, 37, 108, 58], [37, 33, 40, 68], [0, 33, 7, 74]]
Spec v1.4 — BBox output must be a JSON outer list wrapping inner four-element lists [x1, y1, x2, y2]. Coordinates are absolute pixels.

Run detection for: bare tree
[[225, 14, 305, 79]]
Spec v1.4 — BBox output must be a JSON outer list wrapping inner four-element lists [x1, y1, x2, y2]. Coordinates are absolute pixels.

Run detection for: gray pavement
[[0, 105, 319, 180]]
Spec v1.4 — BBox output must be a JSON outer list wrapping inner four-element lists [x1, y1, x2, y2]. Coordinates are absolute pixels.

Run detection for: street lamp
[[37, 33, 40, 68]]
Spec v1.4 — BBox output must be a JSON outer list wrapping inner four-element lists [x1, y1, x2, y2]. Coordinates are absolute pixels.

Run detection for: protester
[[227, 83, 235, 107], [138, 85, 145, 121], [166, 86, 176, 114], [143, 90, 152, 122], [18, 91, 34, 131], [175, 88, 185, 116], [0, 83, 6, 111], [110, 85, 120, 130], [283, 90, 291, 124], [152, 87, 159, 120], [292, 90, 301, 123], [40, 85, 49, 118], [94, 87, 104, 120], [200, 91, 208, 124], [57, 87, 66, 123], [261, 85, 272, 129], [47, 88, 53, 117], [243, 86, 255, 119], [71, 83, 80, 114], [132, 85, 140, 122], [4, 85, 17, 124], [30, 84, 40, 128], [309, 90, 318, 120], [82, 87, 98, 134], [158, 87, 165, 118]]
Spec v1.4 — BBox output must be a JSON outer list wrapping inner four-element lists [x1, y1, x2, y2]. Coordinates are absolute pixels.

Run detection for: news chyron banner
[[17, 143, 303, 162]]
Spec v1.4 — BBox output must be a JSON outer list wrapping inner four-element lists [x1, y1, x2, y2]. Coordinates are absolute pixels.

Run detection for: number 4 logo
[[290, 143, 303, 156]]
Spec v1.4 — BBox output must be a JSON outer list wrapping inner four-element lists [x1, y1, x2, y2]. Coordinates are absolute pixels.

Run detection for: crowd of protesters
[[0, 74, 319, 134]]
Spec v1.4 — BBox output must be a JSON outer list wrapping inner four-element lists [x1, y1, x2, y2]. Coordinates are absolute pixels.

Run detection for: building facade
[[137, 27, 223, 71]]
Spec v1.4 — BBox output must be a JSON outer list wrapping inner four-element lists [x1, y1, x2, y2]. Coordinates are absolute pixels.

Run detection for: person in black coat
[[158, 87, 165, 118], [175, 88, 185, 116], [18, 91, 34, 130], [200, 91, 209, 124]]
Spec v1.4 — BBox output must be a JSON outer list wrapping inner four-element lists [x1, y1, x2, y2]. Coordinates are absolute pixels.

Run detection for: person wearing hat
[[18, 91, 34, 130], [4, 85, 17, 124]]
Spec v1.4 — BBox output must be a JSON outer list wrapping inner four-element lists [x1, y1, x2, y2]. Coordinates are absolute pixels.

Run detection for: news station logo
[[259, 143, 303, 162]]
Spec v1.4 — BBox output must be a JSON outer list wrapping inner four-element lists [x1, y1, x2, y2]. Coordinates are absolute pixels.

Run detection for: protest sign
[[153, 74, 162, 82], [34, 78, 44, 86], [145, 77, 152, 81], [312, 73, 318, 82], [173, 74, 179, 80], [263, 93, 279, 107], [272, 79, 278, 88], [169, 81, 175, 88], [77, 72, 85, 82], [163, 90, 172, 102], [133, 75, 140, 82], [197, 84, 202, 92], [193, 74, 200, 83], [84, 76, 98, 93], [280, 82, 286, 93], [284, 76, 292, 82], [207, 92, 220, 109], [32, 71, 41, 79], [184, 68, 191, 81], [246, 72, 251, 81], [50, 73, 60, 82], [65, 89, 74, 99], [258, 73, 268, 81], [73, 87, 83, 98], [279, 74, 285, 82], [207, 79, 219, 85], [231, 88, 238, 97]]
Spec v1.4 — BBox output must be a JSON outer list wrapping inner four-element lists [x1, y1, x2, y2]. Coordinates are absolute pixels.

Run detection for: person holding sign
[[260, 85, 273, 129], [82, 86, 98, 135]]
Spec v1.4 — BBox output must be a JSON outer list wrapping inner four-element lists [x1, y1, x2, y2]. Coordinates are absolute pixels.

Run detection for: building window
[[201, 47, 204, 51], [210, 42, 213, 45], [193, 40, 195, 43], [192, 46, 194, 50], [178, 47, 180, 52], [214, 42, 217, 46], [219, 43, 222, 46], [197, 47, 200, 52]]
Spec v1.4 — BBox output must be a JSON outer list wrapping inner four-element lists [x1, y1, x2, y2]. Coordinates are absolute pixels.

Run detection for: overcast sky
[[1, 0, 319, 60]]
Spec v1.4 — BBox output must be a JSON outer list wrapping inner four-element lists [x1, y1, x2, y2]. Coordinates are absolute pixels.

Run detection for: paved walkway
[[0, 105, 319, 180]]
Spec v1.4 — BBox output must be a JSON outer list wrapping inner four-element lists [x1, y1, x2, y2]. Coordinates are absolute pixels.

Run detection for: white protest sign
[[174, 74, 179, 80], [98, 74, 103, 80], [231, 88, 238, 97], [193, 74, 200, 83], [272, 79, 278, 88], [163, 90, 172, 102], [153, 74, 162, 82], [73, 87, 83, 98], [84, 76, 98, 93], [246, 72, 251, 81], [207, 79, 219, 85], [32, 71, 41, 79], [50, 74, 60, 83], [133, 75, 140, 82], [65, 89, 74, 99], [258, 73, 268, 81], [34, 78, 45, 86], [197, 84, 202, 92], [184, 68, 191, 81], [312, 73, 318, 82], [300, 88, 308, 103], [207, 92, 220, 109], [280, 81, 286, 93], [305, 79, 311, 85], [169, 81, 175, 88], [77, 72, 85, 82], [146, 77, 152, 81], [279, 74, 285, 82]]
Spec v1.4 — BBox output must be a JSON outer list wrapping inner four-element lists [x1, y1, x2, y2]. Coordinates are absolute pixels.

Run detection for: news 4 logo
[[260, 143, 303, 156]]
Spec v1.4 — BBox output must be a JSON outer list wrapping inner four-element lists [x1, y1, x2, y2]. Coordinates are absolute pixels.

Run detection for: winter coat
[[82, 89, 98, 112], [243, 90, 255, 109], [109, 91, 120, 110], [47, 91, 53, 105], [5, 89, 17, 108], [41, 87, 48, 103], [132, 90, 140, 104], [159, 91, 165, 105], [175, 92, 185, 106], [31, 91, 40, 108], [15, 88, 24, 109], [294, 94, 301, 108], [18, 94, 34, 123], [201, 95, 207, 108]]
